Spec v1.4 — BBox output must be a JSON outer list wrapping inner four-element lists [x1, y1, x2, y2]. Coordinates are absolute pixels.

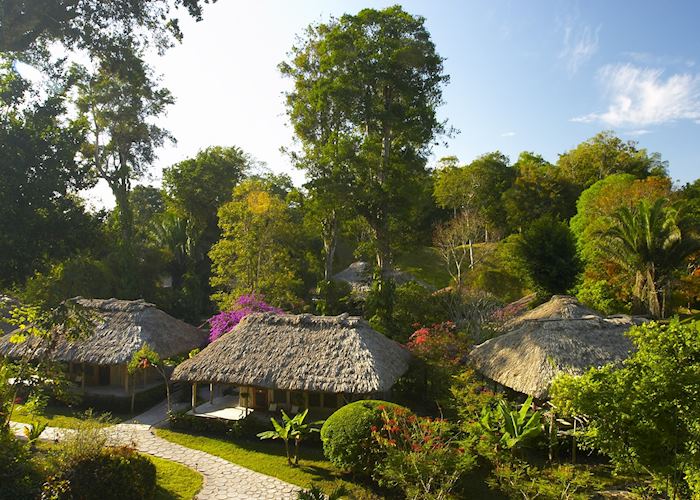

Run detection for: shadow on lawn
[[153, 485, 177, 500]]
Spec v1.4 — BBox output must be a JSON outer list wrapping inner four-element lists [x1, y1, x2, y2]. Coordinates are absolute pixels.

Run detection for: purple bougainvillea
[[208, 293, 283, 341]]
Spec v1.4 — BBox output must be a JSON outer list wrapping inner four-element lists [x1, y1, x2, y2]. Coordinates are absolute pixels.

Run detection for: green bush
[[320, 400, 407, 475], [0, 429, 38, 499], [53, 446, 156, 500]]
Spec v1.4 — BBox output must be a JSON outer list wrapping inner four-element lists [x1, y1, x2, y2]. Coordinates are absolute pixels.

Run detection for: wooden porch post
[[303, 391, 309, 410], [124, 366, 129, 394], [81, 363, 86, 392], [191, 383, 198, 413], [209, 383, 214, 404]]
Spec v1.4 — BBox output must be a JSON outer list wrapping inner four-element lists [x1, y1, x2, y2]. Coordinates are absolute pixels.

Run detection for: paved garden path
[[11, 400, 300, 500]]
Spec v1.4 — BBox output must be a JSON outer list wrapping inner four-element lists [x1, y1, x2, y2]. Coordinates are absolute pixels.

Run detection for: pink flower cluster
[[208, 293, 283, 341]]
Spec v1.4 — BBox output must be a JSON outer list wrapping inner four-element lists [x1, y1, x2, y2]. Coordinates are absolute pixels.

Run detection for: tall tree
[[281, 6, 449, 276], [433, 152, 514, 241], [513, 215, 581, 298], [502, 152, 579, 231], [0, 0, 212, 53], [75, 42, 173, 292], [209, 178, 301, 310], [163, 145, 251, 239], [0, 58, 99, 286], [557, 131, 667, 191]]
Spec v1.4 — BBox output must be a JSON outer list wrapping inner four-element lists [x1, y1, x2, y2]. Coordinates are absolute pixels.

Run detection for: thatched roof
[[0, 295, 19, 335], [0, 298, 208, 365], [332, 261, 430, 296], [505, 295, 600, 329], [171, 312, 411, 394], [470, 296, 645, 399]]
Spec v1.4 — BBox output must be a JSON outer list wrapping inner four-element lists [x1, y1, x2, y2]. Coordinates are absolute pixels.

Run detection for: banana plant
[[257, 409, 324, 465], [499, 396, 542, 449], [23, 420, 48, 450], [480, 396, 542, 454]]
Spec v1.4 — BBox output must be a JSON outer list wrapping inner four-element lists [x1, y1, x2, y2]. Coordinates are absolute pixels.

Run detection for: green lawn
[[395, 246, 451, 289], [155, 429, 375, 497], [11, 404, 128, 429], [148, 454, 203, 500]]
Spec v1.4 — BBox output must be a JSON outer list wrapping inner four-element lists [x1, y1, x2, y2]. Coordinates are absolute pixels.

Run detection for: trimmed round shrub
[[60, 446, 156, 500], [320, 400, 407, 475]]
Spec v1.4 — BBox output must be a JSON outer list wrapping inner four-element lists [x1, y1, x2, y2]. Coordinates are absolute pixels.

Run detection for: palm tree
[[149, 212, 203, 287], [599, 198, 699, 318]]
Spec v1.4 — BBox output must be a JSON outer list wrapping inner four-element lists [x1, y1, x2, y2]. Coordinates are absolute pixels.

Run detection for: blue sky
[[83, 0, 700, 207]]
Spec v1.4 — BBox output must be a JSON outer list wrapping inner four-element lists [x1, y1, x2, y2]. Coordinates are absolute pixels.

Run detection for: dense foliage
[[48, 446, 157, 500], [551, 319, 700, 498]]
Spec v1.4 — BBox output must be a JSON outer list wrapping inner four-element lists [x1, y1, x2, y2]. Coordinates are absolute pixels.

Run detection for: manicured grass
[[148, 454, 203, 500], [11, 404, 128, 429], [155, 429, 375, 497]]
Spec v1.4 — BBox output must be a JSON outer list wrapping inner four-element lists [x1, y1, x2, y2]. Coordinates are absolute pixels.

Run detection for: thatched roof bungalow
[[332, 261, 430, 296], [0, 298, 208, 406], [172, 312, 411, 413], [470, 296, 645, 399]]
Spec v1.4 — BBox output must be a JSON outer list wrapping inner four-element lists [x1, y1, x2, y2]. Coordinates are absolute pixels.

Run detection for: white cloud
[[623, 51, 695, 68], [623, 129, 652, 136], [501, 131, 516, 137], [572, 64, 700, 126], [559, 23, 600, 76]]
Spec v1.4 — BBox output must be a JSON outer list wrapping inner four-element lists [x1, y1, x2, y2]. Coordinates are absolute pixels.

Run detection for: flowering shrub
[[403, 322, 472, 409], [208, 293, 283, 341], [406, 321, 469, 365], [371, 406, 475, 498]]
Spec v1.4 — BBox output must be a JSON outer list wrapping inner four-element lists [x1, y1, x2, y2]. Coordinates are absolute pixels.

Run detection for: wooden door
[[98, 365, 111, 386], [254, 388, 268, 409]]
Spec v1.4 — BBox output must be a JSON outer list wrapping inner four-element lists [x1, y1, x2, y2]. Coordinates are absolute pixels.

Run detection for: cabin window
[[308, 392, 321, 408]]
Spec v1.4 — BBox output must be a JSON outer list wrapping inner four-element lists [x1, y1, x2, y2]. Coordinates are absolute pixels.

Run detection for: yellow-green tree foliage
[[209, 179, 301, 310]]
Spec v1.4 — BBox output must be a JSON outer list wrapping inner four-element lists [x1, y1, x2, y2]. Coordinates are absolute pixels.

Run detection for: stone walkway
[[11, 401, 299, 500]]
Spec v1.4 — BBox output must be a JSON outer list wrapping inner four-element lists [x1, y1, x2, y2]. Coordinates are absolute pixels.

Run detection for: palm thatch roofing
[[470, 296, 645, 399], [332, 261, 430, 296], [0, 295, 19, 335], [0, 298, 208, 365], [171, 312, 412, 394], [504, 295, 600, 329]]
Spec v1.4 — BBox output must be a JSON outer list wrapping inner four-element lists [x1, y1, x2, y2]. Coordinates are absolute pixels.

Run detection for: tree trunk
[[374, 219, 391, 278], [284, 439, 291, 465], [322, 210, 339, 281], [375, 84, 392, 279], [468, 239, 474, 269], [163, 372, 171, 413], [646, 268, 661, 319]]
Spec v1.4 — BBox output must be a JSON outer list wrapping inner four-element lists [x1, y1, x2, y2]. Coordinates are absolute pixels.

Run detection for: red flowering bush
[[371, 407, 475, 498], [404, 322, 472, 409], [406, 321, 469, 364]]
